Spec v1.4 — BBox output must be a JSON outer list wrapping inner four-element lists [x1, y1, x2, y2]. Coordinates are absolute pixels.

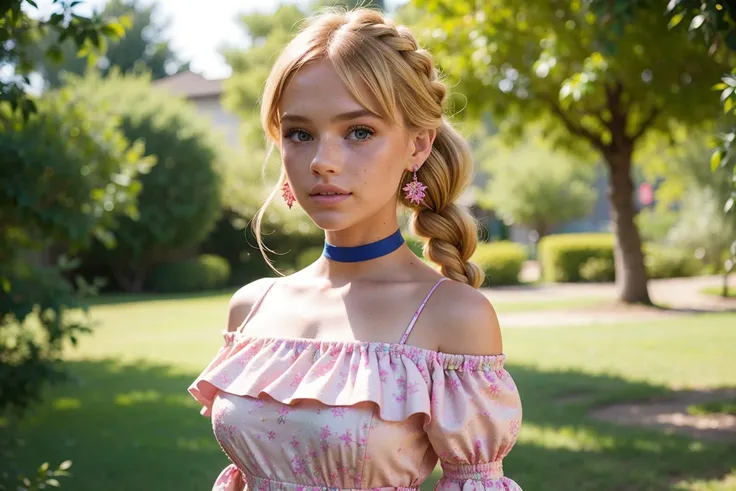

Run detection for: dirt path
[[484, 274, 735, 328], [590, 389, 736, 442]]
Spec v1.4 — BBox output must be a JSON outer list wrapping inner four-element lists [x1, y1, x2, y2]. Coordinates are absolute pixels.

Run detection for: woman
[[189, 7, 523, 491]]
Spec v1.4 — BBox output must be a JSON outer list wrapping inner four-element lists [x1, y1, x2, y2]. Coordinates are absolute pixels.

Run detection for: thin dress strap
[[398, 277, 448, 345], [237, 278, 278, 333]]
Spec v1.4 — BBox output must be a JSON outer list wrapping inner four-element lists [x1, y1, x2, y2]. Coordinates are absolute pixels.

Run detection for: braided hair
[[257, 8, 483, 288]]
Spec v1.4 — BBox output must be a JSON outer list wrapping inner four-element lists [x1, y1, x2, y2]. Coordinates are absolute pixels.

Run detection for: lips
[[308, 184, 352, 205], [308, 184, 351, 197]]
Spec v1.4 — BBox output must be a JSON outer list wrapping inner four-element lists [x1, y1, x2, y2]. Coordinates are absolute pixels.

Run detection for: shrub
[[645, 246, 702, 279], [199, 212, 322, 285], [68, 71, 224, 292], [471, 241, 526, 286], [0, 86, 147, 415], [579, 257, 615, 282], [538, 233, 614, 282], [296, 246, 324, 270], [148, 255, 230, 293]]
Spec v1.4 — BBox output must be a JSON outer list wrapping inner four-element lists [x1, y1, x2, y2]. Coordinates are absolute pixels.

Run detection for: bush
[[538, 233, 614, 282], [579, 257, 615, 282], [148, 255, 230, 293], [68, 71, 224, 292], [199, 212, 322, 285], [471, 241, 526, 286], [296, 246, 324, 270], [645, 246, 702, 279]]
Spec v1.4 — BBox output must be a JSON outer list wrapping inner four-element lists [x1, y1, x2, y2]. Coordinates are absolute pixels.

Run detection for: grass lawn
[[701, 285, 736, 298], [688, 400, 736, 416], [6, 294, 736, 491]]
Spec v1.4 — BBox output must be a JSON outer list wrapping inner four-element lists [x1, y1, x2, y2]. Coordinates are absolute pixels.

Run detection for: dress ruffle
[[188, 334, 507, 423]]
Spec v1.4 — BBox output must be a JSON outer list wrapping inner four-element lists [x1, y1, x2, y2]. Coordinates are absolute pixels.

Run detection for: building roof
[[154, 70, 224, 99]]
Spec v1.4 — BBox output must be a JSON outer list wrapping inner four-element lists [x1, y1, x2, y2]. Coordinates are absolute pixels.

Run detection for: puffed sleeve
[[212, 464, 246, 491], [427, 353, 523, 491]]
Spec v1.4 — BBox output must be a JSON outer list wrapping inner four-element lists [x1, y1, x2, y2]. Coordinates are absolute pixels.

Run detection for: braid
[[346, 11, 483, 287]]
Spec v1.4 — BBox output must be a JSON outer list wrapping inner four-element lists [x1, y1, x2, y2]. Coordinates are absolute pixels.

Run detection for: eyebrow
[[280, 109, 381, 124]]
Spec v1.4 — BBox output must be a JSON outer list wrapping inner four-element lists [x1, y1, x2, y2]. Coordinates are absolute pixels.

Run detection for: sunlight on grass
[[11, 293, 736, 491], [687, 399, 736, 416], [700, 286, 735, 298], [518, 423, 616, 452], [674, 471, 736, 491], [52, 397, 82, 411], [502, 313, 736, 389]]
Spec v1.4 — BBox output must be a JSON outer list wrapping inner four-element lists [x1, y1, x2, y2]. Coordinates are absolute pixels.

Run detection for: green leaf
[[711, 150, 722, 171], [725, 97, 735, 114], [713, 82, 728, 90], [668, 12, 685, 29], [103, 22, 126, 39], [26, 0, 38, 7]]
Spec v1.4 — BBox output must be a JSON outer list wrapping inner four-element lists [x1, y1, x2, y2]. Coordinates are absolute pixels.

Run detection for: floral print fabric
[[189, 334, 523, 491]]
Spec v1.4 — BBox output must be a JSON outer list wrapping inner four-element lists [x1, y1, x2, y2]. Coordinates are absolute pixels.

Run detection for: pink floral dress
[[188, 278, 523, 491]]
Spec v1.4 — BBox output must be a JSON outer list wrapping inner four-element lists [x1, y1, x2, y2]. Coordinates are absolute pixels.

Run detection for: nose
[[309, 136, 343, 176]]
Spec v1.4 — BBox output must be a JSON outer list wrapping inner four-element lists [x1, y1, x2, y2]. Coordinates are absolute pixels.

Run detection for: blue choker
[[322, 229, 405, 263]]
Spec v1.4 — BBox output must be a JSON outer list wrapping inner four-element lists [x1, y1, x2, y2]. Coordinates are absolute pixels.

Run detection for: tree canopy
[[477, 132, 599, 237], [411, 0, 730, 303], [29, 0, 187, 88], [0, 0, 129, 119]]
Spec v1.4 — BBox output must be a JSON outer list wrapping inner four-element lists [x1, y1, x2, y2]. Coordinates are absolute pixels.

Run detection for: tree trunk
[[604, 149, 652, 304], [723, 272, 729, 298]]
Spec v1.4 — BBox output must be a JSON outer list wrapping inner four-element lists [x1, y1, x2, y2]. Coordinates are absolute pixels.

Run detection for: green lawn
[[7, 294, 736, 491], [701, 285, 736, 298]]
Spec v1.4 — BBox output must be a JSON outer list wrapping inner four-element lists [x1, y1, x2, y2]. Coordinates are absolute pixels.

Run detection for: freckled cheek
[[282, 146, 315, 176]]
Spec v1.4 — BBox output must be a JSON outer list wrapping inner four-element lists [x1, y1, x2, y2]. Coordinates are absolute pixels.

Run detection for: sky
[[32, 0, 403, 80]]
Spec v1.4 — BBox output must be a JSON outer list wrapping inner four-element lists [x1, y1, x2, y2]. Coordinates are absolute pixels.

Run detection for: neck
[[312, 244, 415, 282]]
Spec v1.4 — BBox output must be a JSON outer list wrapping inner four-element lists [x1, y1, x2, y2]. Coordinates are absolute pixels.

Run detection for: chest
[[240, 283, 434, 347], [211, 393, 429, 486]]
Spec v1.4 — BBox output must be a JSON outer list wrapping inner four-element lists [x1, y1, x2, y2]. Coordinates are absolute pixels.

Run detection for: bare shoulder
[[429, 280, 503, 356], [226, 277, 277, 332]]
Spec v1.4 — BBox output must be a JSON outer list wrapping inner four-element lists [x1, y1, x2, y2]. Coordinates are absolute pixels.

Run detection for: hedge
[[539, 233, 705, 283], [148, 254, 231, 293], [471, 241, 527, 286], [538, 233, 614, 282]]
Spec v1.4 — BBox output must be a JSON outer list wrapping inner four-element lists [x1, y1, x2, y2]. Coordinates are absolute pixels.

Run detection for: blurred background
[[1, 0, 735, 490]]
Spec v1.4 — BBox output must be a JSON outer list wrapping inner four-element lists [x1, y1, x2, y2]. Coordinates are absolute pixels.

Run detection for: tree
[[30, 0, 187, 89], [67, 71, 225, 292], [0, 84, 150, 416], [411, 0, 729, 303], [641, 130, 735, 296], [669, 187, 734, 296], [588, 0, 736, 271], [0, 0, 129, 120], [477, 133, 598, 237]]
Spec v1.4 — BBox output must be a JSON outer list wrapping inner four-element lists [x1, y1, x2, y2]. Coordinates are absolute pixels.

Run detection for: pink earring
[[403, 165, 428, 205], [281, 181, 295, 209]]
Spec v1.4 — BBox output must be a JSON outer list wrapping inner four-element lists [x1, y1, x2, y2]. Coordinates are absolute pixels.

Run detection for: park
[[1, 1, 735, 490]]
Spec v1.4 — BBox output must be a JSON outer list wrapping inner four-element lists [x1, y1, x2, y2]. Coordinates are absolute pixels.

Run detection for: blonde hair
[[254, 8, 483, 288]]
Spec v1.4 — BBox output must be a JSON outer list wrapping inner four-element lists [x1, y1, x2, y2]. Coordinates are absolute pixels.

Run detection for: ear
[[407, 128, 436, 171]]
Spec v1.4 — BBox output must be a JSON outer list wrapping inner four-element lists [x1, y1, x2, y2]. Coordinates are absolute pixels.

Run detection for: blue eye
[[349, 126, 374, 141], [285, 129, 312, 142]]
